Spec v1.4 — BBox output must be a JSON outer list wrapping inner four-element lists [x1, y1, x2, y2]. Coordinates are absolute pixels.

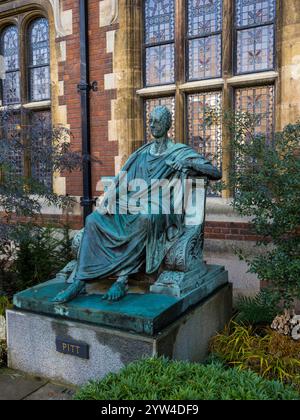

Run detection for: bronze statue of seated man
[[53, 106, 221, 304]]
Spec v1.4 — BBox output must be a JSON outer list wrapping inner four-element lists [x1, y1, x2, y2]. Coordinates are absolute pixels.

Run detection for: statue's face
[[150, 110, 168, 139]]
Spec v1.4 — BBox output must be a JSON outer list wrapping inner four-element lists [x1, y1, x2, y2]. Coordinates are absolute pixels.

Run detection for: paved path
[[0, 368, 76, 400]]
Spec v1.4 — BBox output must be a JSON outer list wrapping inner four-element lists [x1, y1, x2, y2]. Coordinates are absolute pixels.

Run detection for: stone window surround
[[0, 0, 67, 197], [0, 10, 52, 188]]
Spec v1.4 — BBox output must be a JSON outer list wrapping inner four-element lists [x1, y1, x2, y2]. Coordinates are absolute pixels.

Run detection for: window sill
[[227, 71, 279, 86], [136, 85, 176, 97], [179, 78, 225, 92], [23, 100, 51, 110], [206, 197, 253, 223], [0, 104, 21, 111]]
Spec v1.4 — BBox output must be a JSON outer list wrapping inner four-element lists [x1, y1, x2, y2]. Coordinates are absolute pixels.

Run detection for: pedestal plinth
[[7, 266, 232, 386]]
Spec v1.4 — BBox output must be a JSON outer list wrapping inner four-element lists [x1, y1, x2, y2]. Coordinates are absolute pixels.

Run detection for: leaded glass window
[[0, 26, 21, 105], [235, 85, 275, 138], [0, 111, 23, 177], [235, 0, 276, 74], [144, 0, 175, 86], [187, 0, 223, 81], [145, 97, 175, 141], [30, 110, 52, 188], [187, 91, 222, 169], [28, 18, 50, 102]]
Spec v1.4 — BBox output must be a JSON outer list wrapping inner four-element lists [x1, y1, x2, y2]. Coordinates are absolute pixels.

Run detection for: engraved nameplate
[[56, 337, 89, 359]]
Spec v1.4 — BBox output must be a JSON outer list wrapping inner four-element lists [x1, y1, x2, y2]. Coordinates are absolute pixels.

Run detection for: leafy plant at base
[[0, 224, 74, 296], [0, 107, 81, 294], [0, 341, 7, 368], [224, 112, 300, 308], [0, 297, 10, 368], [74, 357, 299, 400], [235, 289, 280, 325], [0, 296, 12, 317], [211, 322, 300, 390], [0, 107, 81, 241]]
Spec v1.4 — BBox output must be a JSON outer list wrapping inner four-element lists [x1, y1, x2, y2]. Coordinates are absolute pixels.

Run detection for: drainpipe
[[78, 0, 98, 224]]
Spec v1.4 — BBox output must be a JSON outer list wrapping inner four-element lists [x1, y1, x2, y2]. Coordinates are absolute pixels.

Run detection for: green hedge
[[0, 341, 6, 368], [75, 358, 299, 401]]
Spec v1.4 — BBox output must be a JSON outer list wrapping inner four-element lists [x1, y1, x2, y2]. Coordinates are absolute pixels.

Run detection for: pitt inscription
[[56, 337, 89, 359]]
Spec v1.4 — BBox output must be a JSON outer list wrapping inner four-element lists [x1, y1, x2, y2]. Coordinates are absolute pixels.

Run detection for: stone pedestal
[[7, 283, 232, 386]]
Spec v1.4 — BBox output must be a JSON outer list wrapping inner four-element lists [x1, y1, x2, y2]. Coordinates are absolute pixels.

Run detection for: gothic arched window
[[0, 25, 20, 105], [0, 14, 52, 188]]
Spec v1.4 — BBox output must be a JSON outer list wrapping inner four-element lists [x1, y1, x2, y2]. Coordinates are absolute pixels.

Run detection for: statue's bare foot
[[102, 277, 128, 302], [52, 280, 85, 304]]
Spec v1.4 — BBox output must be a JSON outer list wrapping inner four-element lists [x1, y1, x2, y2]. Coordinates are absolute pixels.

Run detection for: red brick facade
[[57, 0, 118, 198]]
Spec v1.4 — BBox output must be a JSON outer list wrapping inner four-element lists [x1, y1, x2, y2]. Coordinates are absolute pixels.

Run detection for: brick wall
[[1, 213, 262, 242], [205, 222, 260, 242], [58, 0, 118, 198]]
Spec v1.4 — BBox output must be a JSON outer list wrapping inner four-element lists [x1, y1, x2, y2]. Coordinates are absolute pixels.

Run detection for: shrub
[[0, 340, 7, 368], [211, 322, 300, 389], [0, 224, 73, 296], [224, 114, 300, 307], [0, 297, 10, 368], [0, 107, 81, 253], [74, 357, 299, 400], [0, 296, 12, 317], [235, 289, 280, 325]]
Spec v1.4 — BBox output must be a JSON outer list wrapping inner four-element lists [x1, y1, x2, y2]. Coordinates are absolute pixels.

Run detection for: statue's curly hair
[[150, 106, 172, 132]]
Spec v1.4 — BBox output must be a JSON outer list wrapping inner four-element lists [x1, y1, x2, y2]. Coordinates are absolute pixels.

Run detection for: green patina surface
[[13, 265, 228, 336]]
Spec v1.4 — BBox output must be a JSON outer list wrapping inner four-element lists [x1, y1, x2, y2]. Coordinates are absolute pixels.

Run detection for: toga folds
[[75, 141, 219, 282]]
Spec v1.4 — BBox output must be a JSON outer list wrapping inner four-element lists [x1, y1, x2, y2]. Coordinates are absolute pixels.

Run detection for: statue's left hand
[[168, 159, 191, 172]]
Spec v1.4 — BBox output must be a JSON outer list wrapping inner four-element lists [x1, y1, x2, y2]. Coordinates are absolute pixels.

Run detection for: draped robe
[[75, 141, 212, 282]]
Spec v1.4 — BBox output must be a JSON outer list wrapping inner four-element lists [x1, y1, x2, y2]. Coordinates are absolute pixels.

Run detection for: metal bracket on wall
[[77, 81, 98, 93]]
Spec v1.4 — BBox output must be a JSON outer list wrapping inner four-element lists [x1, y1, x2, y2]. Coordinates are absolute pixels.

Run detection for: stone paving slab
[[24, 383, 75, 400], [0, 368, 75, 400]]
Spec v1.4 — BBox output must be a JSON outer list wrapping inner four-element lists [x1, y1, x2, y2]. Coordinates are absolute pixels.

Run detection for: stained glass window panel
[[236, 0, 276, 28], [187, 92, 222, 169], [30, 110, 53, 189], [29, 18, 50, 102], [235, 0, 275, 74], [0, 111, 23, 176], [145, 0, 175, 44], [235, 86, 274, 138], [1, 26, 20, 105], [189, 35, 222, 80], [145, 44, 175, 86], [145, 97, 175, 142], [237, 26, 274, 73], [188, 0, 223, 37], [30, 67, 50, 102], [187, 0, 223, 81], [144, 0, 175, 87]]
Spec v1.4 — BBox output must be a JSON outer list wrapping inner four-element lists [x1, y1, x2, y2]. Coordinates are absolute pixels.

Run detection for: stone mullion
[[114, 0, 143, 168], [221, 0, 233, 199], [275, 0, 283, 131], [18, 14, 31, 180], [175, 0, 185, 143]]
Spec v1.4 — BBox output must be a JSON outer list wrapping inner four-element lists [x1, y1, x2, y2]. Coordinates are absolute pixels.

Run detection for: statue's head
[[150, 106, 172, 139]]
